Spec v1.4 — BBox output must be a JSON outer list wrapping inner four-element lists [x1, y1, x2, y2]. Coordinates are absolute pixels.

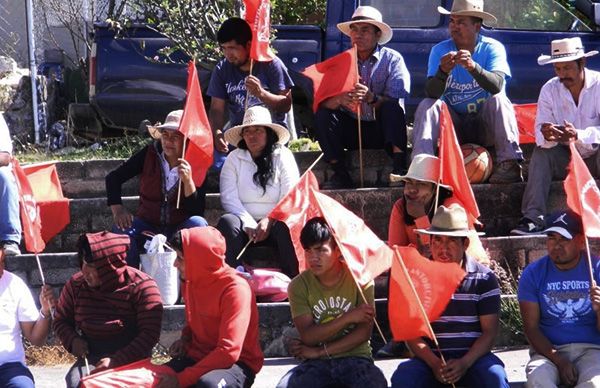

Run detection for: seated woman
[[217, 106, 300, 278], [53, 232, 164, 388], [106, 110, 208, 267], [388, 153, 488, 263]]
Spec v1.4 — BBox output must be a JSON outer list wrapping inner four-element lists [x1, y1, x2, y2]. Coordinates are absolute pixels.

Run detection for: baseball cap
[[543, 210, 583, 240]]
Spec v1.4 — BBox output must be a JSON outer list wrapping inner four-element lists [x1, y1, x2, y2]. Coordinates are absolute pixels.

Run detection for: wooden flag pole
[[175, 136, 188, 209], [357, 104, 364, 188], [35, 253, 55, 319], [84, 355, 91, 376], [393, 250, 456, 388], [244, 59, 255, 112], [235, 238, 254, 263], [584, 236, 597, 287], [300, 153, 324, 180]]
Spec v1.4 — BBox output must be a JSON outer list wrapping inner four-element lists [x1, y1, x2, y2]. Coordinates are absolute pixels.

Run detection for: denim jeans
[[0, 362, 34, 388], [165, 356, 255, 388], [276, 357, 388, 388], [114, 215, 208, 267], [390, 352, 509, 388], [0, 167, 22, 244]]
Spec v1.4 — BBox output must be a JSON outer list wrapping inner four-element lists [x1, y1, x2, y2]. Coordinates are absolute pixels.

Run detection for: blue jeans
[[114, 215, 208, 267], [276, 357, 388, 388], [0, 167, 22, 244], [390, 352, 509, 388], [0, 362, 34, 388], [165, 357, 255, 388]]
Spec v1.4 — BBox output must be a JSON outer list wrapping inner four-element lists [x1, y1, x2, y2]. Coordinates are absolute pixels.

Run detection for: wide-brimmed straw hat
[[149, 110, 183, 139], [416, 204, 485, 237], [537, 37, 599, 65], [438, 0, 497, 24], [390, 154, 452, 190], [225, 106, 290, 147], [337, 6, 393, 45]]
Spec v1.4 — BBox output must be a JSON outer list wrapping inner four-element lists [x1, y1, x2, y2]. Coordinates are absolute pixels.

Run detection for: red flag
[[565, 142, 600, 237], [312, 190, 392, 285], [243, 0, 276, 61], [388, 246, 465, 341], [513, 103, 537, 144], [80, 358, 175, 388], [302, 47, 359, 112], [439, 102, 480, 219], [268, 171, 321, 272], [22, 162, 70, 243], [11, 159, 45, 253], [179, 61, 214, 186]]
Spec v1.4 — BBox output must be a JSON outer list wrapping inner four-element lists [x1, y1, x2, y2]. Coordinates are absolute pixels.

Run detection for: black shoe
[[321, 168, 353, 190], [392, 152, 407, 176], [510, 218, 544, 235]]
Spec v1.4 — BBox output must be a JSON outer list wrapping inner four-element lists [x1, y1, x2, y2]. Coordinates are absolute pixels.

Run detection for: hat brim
[[225, 122, 290, 147], [415, 227, 485, 237], [437, 6, 497, 24], [544, 226, 574, 240], [337, 20, 393, 45], [395, 174, 453, 191], [148, 123, 181, 140], [537, 51, 599, 65]]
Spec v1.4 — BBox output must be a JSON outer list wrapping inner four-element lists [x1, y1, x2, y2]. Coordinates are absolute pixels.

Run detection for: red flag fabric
[[312, 190, 392, 285], [179, 61, 214, 186], [22, 162, 70, 243], [302, 47, 359, 112], [388, 246, 465, 341], [268, 171, 321, 272], [513, 103, 537, 144], [80, 358, 175, 388], [439, 102, 480, 220], [243, 0, 276, 61], [565, 142, 600, 237], [11, 159, 45, 253]]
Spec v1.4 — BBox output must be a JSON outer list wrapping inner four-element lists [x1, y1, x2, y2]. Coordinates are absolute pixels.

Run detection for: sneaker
[[510, 219, 545, 235], [488, 160, 523, 183], [1, 241, 21, 256], [375, 341, 411, 358]]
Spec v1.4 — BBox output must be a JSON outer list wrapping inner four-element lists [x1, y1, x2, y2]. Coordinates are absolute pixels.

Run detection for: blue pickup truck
[[79, 0, 600, 132]]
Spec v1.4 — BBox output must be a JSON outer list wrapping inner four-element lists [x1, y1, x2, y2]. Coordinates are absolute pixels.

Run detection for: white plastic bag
[[140, 234, 179, 305]]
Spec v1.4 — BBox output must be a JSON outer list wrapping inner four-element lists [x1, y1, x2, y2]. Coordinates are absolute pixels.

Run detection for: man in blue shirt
[[208, 17, 294, 156], [518, 210, 600, 387], [314, 6, 411, 189], [411, 0, 523, 184]]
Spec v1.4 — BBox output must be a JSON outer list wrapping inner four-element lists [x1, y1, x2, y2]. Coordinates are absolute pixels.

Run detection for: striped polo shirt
[[427, 255, 501, 357]]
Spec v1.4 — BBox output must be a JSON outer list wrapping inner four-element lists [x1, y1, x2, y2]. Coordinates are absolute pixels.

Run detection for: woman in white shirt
[[217, 106, 300, 277]]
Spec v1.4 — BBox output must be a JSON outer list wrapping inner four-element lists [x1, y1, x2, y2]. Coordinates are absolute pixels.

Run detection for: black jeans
[[165, 356, 255, 388]]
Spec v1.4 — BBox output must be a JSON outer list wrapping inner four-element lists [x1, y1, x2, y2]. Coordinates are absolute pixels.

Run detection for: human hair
[[470, 16, 483, 25], [217, 17, 252, 46], [300, 217, 334, 249], [576, 57, 585, 69], [237, 126, 279, 193], [168, 231, 183, 252], [77, 234, 93, 266]]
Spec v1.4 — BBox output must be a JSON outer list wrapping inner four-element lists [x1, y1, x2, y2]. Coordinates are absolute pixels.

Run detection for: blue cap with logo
[[543, 209, 583, 240]]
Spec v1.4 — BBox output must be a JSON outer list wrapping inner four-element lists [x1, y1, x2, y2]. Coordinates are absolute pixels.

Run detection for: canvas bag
[[238, 265, 291, 302], [140, 234, 179, 305]]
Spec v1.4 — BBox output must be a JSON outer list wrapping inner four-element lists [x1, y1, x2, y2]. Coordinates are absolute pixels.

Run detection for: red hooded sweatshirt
[[177, 227, 263, 387]]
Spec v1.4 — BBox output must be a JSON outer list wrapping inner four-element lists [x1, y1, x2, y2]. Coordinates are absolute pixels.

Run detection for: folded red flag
[[513, 103, 537, 144], [179, 61, 214, 187], [565, 142, 600, 237], [243, 0, 276, 61], [11, 159, 45, 253], [388, 246, 465, 341], [302, 47, 359, 112], [80, 358, 175, 388]]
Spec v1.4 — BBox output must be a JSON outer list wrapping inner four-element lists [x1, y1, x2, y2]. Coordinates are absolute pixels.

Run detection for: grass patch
[[490, 260, 526, 345]]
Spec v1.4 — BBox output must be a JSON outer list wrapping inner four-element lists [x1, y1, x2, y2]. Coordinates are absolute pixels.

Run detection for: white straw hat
[[537, 37, 598, 65], [337, 6, 393, 45], [438, 0, 497, 24], [416, 204, 485, 237], [225, 106, 290, 147]]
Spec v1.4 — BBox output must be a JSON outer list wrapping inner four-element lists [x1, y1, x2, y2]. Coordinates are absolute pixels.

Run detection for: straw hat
[[438, 0, 497, 24], [537, 37, 598, 65], [337, 6, 393, 45], [390, 154, 452, 190], [149, 110, 183, 139], [416, 204, 485, 237], [225, 106, 290, 147]]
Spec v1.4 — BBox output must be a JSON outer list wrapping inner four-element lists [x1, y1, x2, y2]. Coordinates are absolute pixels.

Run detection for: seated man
[[512, 37, 600, 234], [53, 232, 164, 388], [208, 17, 294, 158], [518, 210, 600, 387], [0, 113, 21, 255], [157, 227, 263, 388], [0, 249, 56, 387], [391, 204, 509, 388], [411, 0, 523, 184], [276, 217, 387, 388], [314, 6, 411, 189]]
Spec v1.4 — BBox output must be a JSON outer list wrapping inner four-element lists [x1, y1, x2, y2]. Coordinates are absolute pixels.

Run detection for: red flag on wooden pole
[[439, 102, 480, 220], [11, 159, 45, 253], [513, 103, 537, 144], [302, 47, 359, 112], [243, 0, 276, 61]]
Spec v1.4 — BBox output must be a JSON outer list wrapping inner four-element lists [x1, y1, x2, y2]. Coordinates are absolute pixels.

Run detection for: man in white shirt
[[512, 37, 600, 235], [0, 113, 21, 255]]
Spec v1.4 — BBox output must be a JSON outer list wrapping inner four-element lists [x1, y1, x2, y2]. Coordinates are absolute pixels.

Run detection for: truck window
[[485, 0, 591, 31], [361, 0, 442, 27]]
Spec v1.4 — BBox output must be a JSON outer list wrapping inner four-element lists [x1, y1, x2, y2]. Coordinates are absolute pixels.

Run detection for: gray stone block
[[85, 159, 124, 179], [29, 268, 78, 286]]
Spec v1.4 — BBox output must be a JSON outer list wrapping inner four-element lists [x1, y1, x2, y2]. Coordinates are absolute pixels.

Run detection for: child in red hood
[[158, 226, 263, 388]]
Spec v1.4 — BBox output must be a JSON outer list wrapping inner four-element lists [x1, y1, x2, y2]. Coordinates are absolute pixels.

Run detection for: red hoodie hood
[[181, 226, 230, 284], [84, 231, 130, 292]]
